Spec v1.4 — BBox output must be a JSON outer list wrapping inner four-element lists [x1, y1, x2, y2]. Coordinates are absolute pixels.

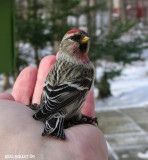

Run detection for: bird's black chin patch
[[79, 43, 88, 53]]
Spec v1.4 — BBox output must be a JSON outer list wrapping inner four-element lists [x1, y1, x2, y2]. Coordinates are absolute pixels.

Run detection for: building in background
[[113, 0, 148, 25]]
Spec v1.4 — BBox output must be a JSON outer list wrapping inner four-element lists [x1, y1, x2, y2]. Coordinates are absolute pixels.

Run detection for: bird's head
[[59, 29, 90, 62]]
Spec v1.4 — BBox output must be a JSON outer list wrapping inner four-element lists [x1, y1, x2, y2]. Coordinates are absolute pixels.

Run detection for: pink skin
[[0, 93, 14, 101], [31, 55, 56, 104], [0, 55, 108, 160]]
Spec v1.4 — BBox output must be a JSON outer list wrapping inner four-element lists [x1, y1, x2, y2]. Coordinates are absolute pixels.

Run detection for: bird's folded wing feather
[[40, 78, 91, 113]]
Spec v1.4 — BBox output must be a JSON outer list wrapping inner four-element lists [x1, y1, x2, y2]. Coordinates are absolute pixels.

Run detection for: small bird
[[30, 29, 97, 140]]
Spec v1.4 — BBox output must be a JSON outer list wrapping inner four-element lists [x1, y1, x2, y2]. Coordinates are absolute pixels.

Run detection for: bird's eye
[[70, 35, 81, 41]]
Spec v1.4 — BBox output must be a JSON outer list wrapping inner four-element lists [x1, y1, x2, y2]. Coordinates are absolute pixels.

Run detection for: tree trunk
[[32, 0, 40, 67], [86, 0, 97, 36], [86, 0, 91, 35], [120, 0, 127, 23], [97, 72, 112, 98], [75, 5, 79, 28], [75, 16, 79, 28], [90, 0, 97, 37], [108, 0, 113, 34], [100, 9, 104, 29], [3, 74, 11, 91], [145, 1, 148, 25]]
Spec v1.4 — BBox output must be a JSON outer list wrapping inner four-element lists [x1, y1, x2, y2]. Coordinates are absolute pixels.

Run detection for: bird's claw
[[27, 103, 40, 111], [80, 115, 98, 126], [64, 115, 98, 128]]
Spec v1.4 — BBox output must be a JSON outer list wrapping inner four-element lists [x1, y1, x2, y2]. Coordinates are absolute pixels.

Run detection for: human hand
[[0, 55, 108, 160]]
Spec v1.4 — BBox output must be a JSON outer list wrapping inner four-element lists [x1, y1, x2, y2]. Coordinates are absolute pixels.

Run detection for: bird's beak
[[81, 37, 90, 44]]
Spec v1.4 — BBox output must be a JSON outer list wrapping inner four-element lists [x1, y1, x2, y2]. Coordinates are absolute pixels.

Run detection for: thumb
[[82, 89, 95, 117]]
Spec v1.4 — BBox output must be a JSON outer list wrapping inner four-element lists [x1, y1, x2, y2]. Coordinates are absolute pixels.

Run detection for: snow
[[138, 150, 148, 159], [0, 44, 148, 111], [121, 154, 129, 159], [18, 42, 53, 67], [95, 49, 148, 111]]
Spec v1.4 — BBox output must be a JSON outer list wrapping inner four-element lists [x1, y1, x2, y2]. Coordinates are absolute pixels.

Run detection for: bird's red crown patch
[[67, 29, 84, 34]]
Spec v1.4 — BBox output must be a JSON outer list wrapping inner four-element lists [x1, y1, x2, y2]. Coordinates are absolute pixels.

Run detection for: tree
[[108, 0, 113, 34], [81, 0, 147, 98], [14, 0, 147, 99], [15, 0, 51, 67], [120, 0, 127, 23], [94, 20, 147, 98], [48, 0, 80, 53], [3, 73, 11, 91]]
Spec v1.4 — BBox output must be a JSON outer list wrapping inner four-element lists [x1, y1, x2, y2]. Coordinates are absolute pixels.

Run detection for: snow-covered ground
[[138, 150, 148, 159], [0, 45, 148, 111], [95, 49, 148, 111]]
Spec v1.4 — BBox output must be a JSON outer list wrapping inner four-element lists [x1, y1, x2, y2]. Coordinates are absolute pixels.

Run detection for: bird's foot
[[27, 103, 41, 111], [64, 114, 98, 128], [80, 114, 98, 126]]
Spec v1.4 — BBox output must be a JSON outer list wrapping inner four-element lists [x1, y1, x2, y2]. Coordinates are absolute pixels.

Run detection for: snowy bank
[[95, 51, 148, 111]]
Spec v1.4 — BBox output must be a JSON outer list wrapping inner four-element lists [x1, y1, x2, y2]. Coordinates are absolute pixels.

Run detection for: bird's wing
[[42, 78, 92, 112], [33, 78, 92, 120]]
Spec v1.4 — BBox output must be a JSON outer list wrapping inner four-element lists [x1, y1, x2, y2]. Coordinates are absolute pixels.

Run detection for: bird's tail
[[42, 111, 66, 140]]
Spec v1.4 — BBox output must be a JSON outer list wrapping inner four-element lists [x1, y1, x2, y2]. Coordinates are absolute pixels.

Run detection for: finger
[[12, 67, 38, 105], [32, 55, 56, 104], [56, 51, 59, 59], [82, 89, 95, 117], [0, 93, 15, 101]]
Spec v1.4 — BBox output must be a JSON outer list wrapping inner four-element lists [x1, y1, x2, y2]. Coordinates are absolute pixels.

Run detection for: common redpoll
[[29, 29, 97, 140]]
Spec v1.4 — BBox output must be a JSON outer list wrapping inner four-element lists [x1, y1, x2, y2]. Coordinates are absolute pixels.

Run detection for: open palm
[[0, 55, 107, 160]]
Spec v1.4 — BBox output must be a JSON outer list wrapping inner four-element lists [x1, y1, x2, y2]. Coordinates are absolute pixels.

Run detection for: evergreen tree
[[15, 0, 80, 67], [15, 0, 50, 67], [91, 19, 147, 98], [83, 0, 147, 98], [47, 0, 80, 53], [14, 0, 147, 99]]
